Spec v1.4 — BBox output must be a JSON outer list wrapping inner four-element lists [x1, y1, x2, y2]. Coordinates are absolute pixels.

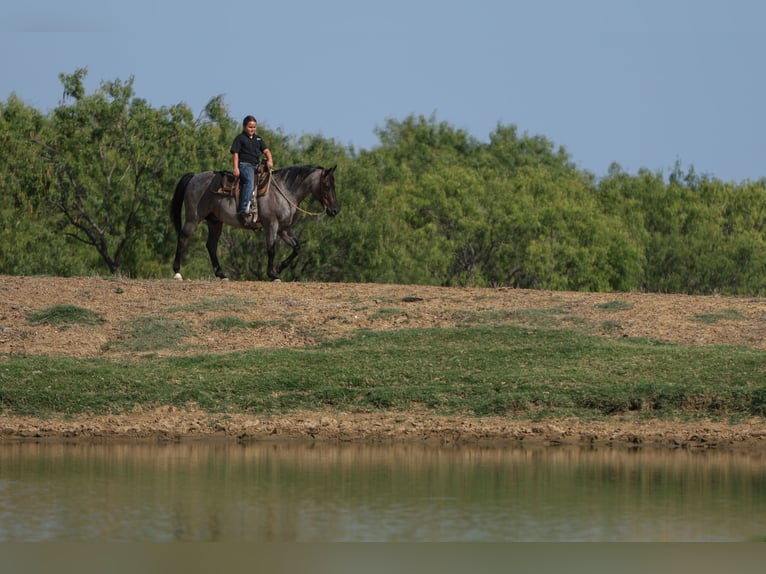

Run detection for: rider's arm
[[232, 152, 240, 176]]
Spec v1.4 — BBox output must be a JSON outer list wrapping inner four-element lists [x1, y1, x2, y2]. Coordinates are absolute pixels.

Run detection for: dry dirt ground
[[1, 274, 765, 449]]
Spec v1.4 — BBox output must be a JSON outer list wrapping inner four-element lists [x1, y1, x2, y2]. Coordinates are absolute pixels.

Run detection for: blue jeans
[[238, 162, 256, 213]]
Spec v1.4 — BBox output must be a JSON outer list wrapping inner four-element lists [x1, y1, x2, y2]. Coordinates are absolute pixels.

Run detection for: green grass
[[449, 307, 570, 328], [368, 307, 410, 321], [693, 309, 745, 324], [1, 324, 764, 421], [597, 300, 634, 311], [207, 316, 253, 331], [103, 316, 189, 353], [27, 305, 105, 326]]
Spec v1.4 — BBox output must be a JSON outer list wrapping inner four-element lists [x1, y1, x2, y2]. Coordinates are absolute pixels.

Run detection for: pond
[[1, 441, 765, 541]]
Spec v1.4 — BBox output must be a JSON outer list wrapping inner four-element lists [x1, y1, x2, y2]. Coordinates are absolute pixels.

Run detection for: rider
[[230, 115, 273, 227]]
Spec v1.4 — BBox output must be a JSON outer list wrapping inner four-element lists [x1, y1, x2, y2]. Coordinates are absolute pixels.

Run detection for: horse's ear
[[327, 165, 337, 175]]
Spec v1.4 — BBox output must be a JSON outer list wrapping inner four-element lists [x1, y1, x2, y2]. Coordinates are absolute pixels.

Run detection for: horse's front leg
[[276, 228, 300, 276], [266, 240, 279, 280], [205, 220, 227, 279], [264, 226, 280, 281]]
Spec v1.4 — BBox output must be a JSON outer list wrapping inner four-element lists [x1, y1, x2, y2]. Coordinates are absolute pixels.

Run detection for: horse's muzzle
[[326, 206, 339, 217]]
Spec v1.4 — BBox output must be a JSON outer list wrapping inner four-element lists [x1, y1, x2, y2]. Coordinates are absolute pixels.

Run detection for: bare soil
[[1, 275, 765, 449]]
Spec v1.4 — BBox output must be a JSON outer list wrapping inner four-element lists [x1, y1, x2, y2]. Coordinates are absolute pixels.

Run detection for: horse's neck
[[276, 171, 316, 204]]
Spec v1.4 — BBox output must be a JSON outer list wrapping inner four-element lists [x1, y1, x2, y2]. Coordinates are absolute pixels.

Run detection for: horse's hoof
[[272, 278, 282, 283], [221, 277, 229, 281], [173, 273, 183, 281]]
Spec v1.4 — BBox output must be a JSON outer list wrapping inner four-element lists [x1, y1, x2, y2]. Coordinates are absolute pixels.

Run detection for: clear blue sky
[[3, 0, 764, 182]]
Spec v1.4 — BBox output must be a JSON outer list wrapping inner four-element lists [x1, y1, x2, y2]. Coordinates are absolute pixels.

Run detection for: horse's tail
[[171, 172, 195, 235]]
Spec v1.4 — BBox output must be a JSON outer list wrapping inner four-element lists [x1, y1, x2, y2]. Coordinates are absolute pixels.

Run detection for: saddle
[[210, 171, 240, 196], [210, 163, 271, 199]]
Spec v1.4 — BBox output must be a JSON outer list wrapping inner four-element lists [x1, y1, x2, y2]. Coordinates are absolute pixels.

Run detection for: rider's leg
[[238, 163, 255, 214]]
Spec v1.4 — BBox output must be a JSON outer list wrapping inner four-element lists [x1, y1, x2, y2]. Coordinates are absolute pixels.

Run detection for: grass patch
[[693, 309, 745, 324], [450, 307, 570, 328], [510, 308, 570, 328], [2, 324, 764, 420], [368, 307, 409, 321], [169, 295, 251, 314], [205, 316, 281, 332], [105, 316, 189, 352], [27, 305, 105, 326], [597, 300, 633, 311], [207, 316, 252, 331], [598, 320, 623, 335]]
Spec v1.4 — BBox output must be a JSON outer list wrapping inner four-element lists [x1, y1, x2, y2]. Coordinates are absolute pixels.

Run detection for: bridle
[[269, 168, 333, 217]]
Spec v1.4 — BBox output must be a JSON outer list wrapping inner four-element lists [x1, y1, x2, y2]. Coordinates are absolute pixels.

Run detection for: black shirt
[[230, 133, 268, 165]]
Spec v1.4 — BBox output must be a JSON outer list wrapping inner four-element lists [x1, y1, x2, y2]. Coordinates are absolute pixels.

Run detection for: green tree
[[498, 165, 641, 290], [368, 115, 482, 284], [0, 93, 94, 275], [30, 69, 228, 276], [33, 70, 154, 275], [365, 116, 644, 290]]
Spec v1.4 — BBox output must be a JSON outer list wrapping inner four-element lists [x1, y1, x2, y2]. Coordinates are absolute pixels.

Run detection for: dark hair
[[242, 115, 257, 128]]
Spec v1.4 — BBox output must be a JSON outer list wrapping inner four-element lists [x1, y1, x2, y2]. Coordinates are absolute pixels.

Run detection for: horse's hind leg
[[173, 221, 197, 280], [206, 220, 227, 280]]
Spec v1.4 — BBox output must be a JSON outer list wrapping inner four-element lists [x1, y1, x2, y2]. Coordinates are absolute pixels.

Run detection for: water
[[1, 441, 765, 541]]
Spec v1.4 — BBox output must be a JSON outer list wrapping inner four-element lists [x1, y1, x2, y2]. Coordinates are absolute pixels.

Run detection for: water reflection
[[1, 441, 765, 541]]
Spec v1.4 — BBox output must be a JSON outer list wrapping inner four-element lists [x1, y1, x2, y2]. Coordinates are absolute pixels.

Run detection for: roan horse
[[171, 165, 339, 280]]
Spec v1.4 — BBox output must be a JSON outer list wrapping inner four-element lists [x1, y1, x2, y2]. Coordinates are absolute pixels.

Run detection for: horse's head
[[316, 165, 340, 217]]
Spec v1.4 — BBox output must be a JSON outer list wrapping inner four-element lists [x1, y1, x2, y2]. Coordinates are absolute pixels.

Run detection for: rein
[[269, 169, 327, 216]]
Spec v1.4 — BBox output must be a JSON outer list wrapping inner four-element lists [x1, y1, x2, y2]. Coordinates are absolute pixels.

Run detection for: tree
[[0, 93, 95, 275], [32, 69, 224, 276]]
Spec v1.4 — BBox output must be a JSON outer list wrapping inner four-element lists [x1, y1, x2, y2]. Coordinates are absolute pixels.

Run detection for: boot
[[238, 208, 258, 229]]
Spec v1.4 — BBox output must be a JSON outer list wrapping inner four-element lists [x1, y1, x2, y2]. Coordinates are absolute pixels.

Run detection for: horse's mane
[[274, 165, 323, 187]]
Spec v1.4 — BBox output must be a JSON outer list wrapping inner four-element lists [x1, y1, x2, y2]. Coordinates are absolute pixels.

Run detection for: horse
[[170, 164, 339, 281]]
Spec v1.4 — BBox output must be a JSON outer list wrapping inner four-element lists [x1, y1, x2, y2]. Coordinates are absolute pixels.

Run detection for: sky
[[2, 0, 764, 182]]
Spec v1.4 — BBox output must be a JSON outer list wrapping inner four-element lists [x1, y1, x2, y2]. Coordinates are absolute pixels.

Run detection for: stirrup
[[238, 211, 259, 229]]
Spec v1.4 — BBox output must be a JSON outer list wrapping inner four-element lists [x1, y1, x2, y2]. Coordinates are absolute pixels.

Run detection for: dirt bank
[[3, 406, 766, 451], [1, 275, 765, 448]]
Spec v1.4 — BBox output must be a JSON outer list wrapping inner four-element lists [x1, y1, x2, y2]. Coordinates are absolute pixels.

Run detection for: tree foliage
[[1, 71, 766, 295]]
